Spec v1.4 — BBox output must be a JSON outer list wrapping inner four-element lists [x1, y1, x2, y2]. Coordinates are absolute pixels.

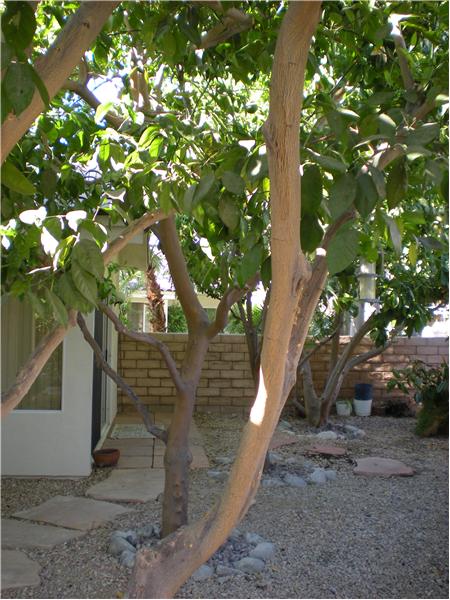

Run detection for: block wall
[[117, 333, 448, 414]]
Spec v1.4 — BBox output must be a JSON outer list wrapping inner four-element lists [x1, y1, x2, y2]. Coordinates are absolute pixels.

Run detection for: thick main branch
[[1, 1, 119, 163]]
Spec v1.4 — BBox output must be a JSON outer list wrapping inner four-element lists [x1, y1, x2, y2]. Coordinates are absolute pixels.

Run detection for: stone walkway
[[1, 411, 208, 591]]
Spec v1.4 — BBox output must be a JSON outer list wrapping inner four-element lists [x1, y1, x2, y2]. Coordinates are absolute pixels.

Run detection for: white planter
[[353, 398, 372, 417], [336, 401, 352, 417]]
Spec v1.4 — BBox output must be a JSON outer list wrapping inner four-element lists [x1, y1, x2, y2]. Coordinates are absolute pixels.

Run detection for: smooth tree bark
[[1, 209, 171, 418], [128, 3, 323, 597], [98, 215, 256, 537], [2, 1, 119, 164]]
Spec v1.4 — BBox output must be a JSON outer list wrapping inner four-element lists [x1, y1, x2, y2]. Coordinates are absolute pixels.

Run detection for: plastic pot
[[336, 400, 352, 416], [353, 398, 372, 417], [354, 383, 373, 400], [93, 448, 120, 467]]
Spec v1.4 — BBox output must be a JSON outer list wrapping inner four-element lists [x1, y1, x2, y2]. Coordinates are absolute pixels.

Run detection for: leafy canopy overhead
[[1, 1, 448, 330]]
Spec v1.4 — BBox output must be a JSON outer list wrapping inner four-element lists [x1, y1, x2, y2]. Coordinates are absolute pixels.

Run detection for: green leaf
[[327, 225, 359, 275], [329, 173, 357, 220], [238, 244, 263, 286], [2, 2, 36, 51], [408, 243, 418, 266], [98, 140, 110, 165], [160, 183, 173, 214], [71, 261, 98, 305], [1, 42, 13, 71], [41, 168, 58, 197], [195, 172, 215, 203], [57, 272, 93, 313], [301, 214, 323, 253], [27, 291, 47, 319], [72, 239, 104, 280], [261, 255, 272, 289], [405, 123, 439, 146], [78, 220, 108, 245], [377, 113, 397, 135], [29, 66, 49, 108], [138, 126, 159, 148], [44, 289, 68, 327], [383, 214, 402, 255], [307, 150, 348, 173], [1, 160, 36, 195], [181, 184, 196, 214], [222, 171, 245, 195], [301, 164, 322, 215], [367, 91, 395, 106], [386, 159, 408, 209], [95, 101, 114, 124], [218, 195, 240, 230], [368, 166, 386, 199], [3, 62, 35, 115], [355, 172, 378, 218]]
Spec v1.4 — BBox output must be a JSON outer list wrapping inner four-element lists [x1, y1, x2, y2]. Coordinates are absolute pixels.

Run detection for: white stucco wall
[[1, 313, 95, 477]]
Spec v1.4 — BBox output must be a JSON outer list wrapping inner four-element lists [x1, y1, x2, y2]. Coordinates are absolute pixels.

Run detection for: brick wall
[[117, 333, 448, 414]]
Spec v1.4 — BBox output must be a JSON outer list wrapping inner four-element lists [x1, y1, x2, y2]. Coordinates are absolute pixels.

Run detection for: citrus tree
[[1, 1, 448, 597]]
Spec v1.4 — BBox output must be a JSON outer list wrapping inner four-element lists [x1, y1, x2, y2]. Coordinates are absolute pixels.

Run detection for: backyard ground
[[1, 413, 448, 599]]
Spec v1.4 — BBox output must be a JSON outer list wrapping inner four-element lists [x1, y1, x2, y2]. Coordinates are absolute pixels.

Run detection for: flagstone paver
[[354, 457, 415, 477], [13, 495, 130, 531], [2, 518, 84, 549], [117, 455, 153, 468], [307, 445, 347, 457], [1, 550, 41, 590], [86, 468, 165, 502]]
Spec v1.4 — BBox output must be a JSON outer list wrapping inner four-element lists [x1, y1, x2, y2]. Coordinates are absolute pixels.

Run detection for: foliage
[[388, 360, 449, 436], [167, 302, 187, 333], [226, 302, 263, 334]]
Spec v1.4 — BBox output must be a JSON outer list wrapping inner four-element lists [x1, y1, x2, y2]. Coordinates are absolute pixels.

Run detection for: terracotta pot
[[93, 448, 120, 467]]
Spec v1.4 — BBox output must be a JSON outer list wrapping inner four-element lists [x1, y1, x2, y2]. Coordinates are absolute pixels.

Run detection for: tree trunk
[[161, 331, 209, 536], [128, 3, 322, 597], [301, 360, 321, 426], [146, 265, 166, 332]]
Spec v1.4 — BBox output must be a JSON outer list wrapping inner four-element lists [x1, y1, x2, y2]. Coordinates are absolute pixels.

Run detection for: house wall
[[1, 314, 96, 477], [117, 334, 448, 414]]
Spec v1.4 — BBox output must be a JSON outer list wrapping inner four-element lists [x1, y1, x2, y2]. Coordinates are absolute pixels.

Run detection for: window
[[1, 297, 63, 410]]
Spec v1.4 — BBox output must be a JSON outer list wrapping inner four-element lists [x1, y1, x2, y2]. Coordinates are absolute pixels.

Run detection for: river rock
[[109, 535, 136, 556], [119, 549, 136, 568], [344, 425, 365, 438], [216, 564, 241, 577], [244, 532, 266, 545], [325, 469, 337, 481], [308, 468, 328, 484], [192, 564, 214, 581], [284, 473, 308, 488], [316, 430, 338, 440], [207, 470, 227, 482], [249, 542, 276, 561], [136, 525, 154, 541], [235, 556, 266, 574], [262, 477, 285, 487]]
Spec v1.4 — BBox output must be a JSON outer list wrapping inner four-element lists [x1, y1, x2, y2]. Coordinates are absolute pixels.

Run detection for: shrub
[[388, 360, 449, 437]]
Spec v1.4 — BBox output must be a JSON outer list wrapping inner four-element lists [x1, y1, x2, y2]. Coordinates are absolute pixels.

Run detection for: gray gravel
[[2, 415, 448, 599]]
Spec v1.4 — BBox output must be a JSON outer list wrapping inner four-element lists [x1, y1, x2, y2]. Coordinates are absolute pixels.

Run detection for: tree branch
[[1, 1, 119, 163], [200, 8, 253, 49], [98, 302, 186, 395], [155, 216, 206, 328], [1, 210, 172, 418], [77, 313, 167, 443], [63, 79, 124, 128], [207, 274, 259, 338]]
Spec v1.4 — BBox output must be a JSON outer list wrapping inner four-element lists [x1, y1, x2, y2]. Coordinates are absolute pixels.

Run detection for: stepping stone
[[117, 455, 153, 469], [1, 549, 40, 590], [13, 495, 129, 531], [86, 468, 165, 503], [2, 518, 84, 549], [307, 445, 347, 457], [269, 430, 298, 450], [354, 457, 414, 477]]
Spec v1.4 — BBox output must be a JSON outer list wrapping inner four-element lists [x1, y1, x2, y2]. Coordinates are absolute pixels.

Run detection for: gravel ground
[[2, 414, 448, 599]]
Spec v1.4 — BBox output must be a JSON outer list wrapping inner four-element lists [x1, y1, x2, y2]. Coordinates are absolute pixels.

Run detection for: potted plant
[[336, 399, 352, 416], [353, 383, 373, 416]]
